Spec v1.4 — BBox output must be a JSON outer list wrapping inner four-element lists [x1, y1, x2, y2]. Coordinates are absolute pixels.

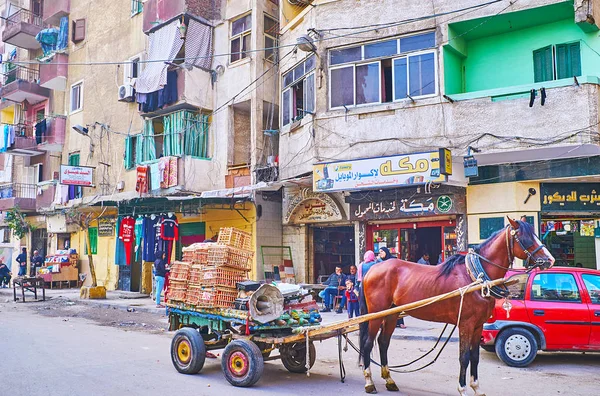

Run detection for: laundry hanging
[[184, 19, 213, 70], [119, 216, 136, 266], [135, 20, 183, 94], [57, 16, 69, 50]]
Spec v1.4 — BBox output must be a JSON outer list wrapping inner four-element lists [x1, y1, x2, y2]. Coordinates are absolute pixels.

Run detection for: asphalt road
[[1, 302, 598, 396]]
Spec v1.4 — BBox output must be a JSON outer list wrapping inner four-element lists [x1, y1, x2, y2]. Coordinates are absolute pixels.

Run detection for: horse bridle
[[505, 225, 551, 271]]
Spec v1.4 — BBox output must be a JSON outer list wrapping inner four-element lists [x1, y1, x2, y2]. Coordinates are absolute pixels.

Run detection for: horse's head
[[507, 217, 555, 270]]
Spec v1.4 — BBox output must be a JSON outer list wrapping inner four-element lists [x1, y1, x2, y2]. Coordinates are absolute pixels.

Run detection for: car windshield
[[582, 274, 600, 304]]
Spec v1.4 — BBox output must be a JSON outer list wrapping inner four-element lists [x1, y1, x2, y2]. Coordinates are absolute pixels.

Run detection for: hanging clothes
[[184, 20, 213, 70], [119, 216, 136, 266], [35, 119, 47, 144], [136, 166, 149, 195], [149, 162, 161, 191], [161, 214, 179, 241], [159, 157, 169, 188], [143, 215, 161, 262], [154, 215, 167, 258], [114, 217, 127, 266], [0, 125, 6, 152], [57, 16, 69, 50], [134, 216, 144, 262], [168, 157, 178, 187], [35, 27, 59, 56]]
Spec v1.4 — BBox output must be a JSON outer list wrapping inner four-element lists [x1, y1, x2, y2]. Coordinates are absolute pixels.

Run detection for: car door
[[581, 273, 600, 346], [525, 272, 591, 348]]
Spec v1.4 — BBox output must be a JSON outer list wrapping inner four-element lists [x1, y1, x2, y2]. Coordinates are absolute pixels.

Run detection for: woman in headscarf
[[377, 247, 406, 328], [154, 251, 167, 308], [356, 250, 376, 288]]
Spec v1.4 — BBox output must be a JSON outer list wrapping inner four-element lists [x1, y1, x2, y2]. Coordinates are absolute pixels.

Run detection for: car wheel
[[480, 345, 495, 353], [495, 327, 538, 367]]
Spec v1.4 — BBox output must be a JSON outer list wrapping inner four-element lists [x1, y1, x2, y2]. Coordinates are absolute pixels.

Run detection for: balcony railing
[[0, 183, 36, 199], [2, 65, 39, 85], [2, 9, 44, 49], [7, 9, 43, 27]]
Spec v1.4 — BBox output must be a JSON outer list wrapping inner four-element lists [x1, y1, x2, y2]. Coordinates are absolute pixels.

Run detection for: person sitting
[[320, 266, 346, 313], [417, 253, 431, 265], [0, 259, 11, 288], [345, 279, 360, 318], [346, 265, 357, 285]]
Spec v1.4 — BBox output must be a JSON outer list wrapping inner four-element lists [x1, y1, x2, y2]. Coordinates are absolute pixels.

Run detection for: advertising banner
[[60, 165, 94, 186]]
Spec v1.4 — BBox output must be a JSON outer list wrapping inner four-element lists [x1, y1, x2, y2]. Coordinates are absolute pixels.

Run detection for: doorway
[[31, 228, 48, 257], [313, 226, 355, 283], [415, 227, 442, 263]]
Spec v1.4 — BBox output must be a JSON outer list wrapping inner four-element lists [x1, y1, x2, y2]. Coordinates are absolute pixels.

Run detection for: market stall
[[39, 250, 79, 289]]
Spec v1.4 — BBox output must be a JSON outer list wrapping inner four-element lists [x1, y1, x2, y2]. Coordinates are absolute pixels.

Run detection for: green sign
[[436, 195, 453, 213]]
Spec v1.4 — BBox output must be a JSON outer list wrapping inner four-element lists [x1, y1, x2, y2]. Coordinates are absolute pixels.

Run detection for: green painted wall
[[443, 47, 463, 96], [445, 17, 600, 94]]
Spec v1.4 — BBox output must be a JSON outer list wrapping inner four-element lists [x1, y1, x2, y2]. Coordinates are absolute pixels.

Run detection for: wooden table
[[13, 277, 46, 302]]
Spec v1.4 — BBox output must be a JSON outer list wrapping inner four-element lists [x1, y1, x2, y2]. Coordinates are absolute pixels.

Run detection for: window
[[124, 55, 142, 84], [85, 227, 98, 255], [582, 274, 600, 304], [531, 273, 581, 302], [131, 0, 143, 16], [0, 226, 11, 243], [264, 15, 279, 62], [479, 217, 504, 240], [230, 14, 252, 63], [72, 18, 86, 43], [533, 42, 581, 83], [281, 55, 316, 126], [328, 32, 436, 109], [70, 81, 83, 113], [506, 273, 529, 300], [68, 153, 83, 199]]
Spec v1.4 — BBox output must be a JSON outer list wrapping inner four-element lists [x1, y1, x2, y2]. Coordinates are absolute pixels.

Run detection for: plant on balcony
[[4, 207, 37, 240]]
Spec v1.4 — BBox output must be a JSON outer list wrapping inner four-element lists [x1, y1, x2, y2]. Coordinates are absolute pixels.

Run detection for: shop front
[[283, 187, 350, 283], [347, 185, 468, 264], [540, 183, 600, 269]]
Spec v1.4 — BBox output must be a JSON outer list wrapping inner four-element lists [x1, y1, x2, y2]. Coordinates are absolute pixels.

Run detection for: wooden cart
[[168, 277, 516, 388]]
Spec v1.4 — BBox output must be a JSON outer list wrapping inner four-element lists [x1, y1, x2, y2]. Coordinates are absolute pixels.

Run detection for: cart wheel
[[221, 340, 264, 387], [171, 328, 206, 374], [280, 342, 316, 373]]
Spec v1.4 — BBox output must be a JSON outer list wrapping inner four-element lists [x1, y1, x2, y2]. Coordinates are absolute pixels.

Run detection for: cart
[[167, 277, 516, 387]]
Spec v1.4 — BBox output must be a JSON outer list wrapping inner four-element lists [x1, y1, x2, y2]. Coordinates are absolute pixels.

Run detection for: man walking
[[31, 250, 44, 277], [16, 247, 27, 277]]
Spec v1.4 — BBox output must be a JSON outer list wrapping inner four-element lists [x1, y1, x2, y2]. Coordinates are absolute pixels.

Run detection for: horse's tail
[[358, 283, 369, 365]]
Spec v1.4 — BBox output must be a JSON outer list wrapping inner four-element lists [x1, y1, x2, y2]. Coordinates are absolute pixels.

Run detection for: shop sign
[[283, 188, 344, 225], [98, 218, 115, 237], [60, 165, 94, 187], [313, 149, 451, 193], [350, 194, 464, 221], [541, 183, 600, 211]]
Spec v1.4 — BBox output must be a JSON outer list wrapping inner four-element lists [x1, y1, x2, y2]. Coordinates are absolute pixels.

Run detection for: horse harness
[[465, 224, 550, 299]]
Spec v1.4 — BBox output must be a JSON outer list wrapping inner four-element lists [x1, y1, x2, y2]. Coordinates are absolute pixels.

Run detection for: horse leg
[[378, 315, 399, 392], [363, 319, 382, 394], [457, 327, 472, 396], [469, 326, 486, 396]]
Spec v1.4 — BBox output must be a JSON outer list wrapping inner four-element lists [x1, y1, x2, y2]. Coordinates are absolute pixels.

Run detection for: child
[[345, 279, 360, 318]]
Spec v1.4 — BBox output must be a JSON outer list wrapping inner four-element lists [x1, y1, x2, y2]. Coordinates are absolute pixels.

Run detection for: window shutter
[[533, 45, 553, 83], [86, 227, 98, 255], [72, 19, 86, 42], [556, 42, 581, 80], [124, 136, 134, 170]]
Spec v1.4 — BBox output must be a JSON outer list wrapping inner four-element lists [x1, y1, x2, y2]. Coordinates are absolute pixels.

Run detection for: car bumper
[[481, 323, 500, 346]]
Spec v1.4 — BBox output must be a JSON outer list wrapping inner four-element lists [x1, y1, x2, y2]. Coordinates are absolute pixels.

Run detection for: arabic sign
[[60, 165, 94, 187], [541, 183, 600, 211], [283, 188, 344, 224], [98, 218, 115, 237], [349, 193, 465, 221], [313, 149, 451, 193]]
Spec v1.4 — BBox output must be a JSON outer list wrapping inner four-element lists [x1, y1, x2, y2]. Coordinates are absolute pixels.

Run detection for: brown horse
[[359, 218, 554, 395]]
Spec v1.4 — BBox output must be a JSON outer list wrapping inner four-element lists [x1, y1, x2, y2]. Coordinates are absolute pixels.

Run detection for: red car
[[481, 267, 600, 367]]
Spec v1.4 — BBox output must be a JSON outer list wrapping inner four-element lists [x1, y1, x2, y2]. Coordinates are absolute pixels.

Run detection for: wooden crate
[[186, 285, 237, 308], [167, 279, 188, 302], [207, 245, 253, 271], [169, 261, 192, 281], [188, 264, 204, 285], [217, 227, 252, 250], [199, 266, 248, 289]]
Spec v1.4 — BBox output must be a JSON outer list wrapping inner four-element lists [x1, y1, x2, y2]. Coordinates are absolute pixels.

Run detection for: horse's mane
[[437, 220, 536, 278]]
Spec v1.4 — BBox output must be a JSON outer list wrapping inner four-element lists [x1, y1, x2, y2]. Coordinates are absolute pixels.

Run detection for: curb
[[392, 334, 459, 342]]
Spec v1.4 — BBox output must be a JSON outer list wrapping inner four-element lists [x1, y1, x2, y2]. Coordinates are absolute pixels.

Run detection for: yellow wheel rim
[[229, 351, 249, 377], [177, 340, 191, 363]]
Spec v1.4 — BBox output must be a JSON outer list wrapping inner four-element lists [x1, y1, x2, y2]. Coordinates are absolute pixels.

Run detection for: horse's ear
[[507, 216, 519, 229]]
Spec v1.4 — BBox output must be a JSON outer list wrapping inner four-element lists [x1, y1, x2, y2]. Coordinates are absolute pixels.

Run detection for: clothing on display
[[114, 217, 127, 266], [136, 166, 149, 195], [161, 214, 179, 241], [119, 216, 136, 266], [134, 216, 144, 261]]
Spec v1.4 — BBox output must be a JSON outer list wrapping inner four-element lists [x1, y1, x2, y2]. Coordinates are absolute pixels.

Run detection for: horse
[[358, 218, 555, 395]]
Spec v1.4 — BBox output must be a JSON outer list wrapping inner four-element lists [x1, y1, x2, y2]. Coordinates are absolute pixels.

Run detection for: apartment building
[[278, 0, 600, 283], [0, 0, 284, 290]]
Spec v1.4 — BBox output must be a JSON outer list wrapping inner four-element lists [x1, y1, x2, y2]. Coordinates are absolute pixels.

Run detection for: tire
[[280, 342, 317, 373], [480, 345, 495, 353], [495, 327, 538, 367], [171, 328, 206, 374], [221, 340, 264, 387]]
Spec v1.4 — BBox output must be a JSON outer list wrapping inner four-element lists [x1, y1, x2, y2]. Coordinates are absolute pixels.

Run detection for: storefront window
[[542, 219, 596, 268], [372, 229, 399, 255]]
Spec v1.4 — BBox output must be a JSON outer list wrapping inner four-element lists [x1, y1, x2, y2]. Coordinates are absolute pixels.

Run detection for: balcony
[[7, 124, 44, 156], [2, 9, 43, 50], [39, 116, 66, 152], [40, 53, 69, 91], [143, 0, 220, 33], [43, 0, 70, 26], [0, 66, 51, 105], [0, 183, 37, 212]]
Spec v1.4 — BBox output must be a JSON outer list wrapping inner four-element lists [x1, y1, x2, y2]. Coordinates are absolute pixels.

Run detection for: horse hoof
[[365, 385, 377, 394], [386, 383, 399, 392]]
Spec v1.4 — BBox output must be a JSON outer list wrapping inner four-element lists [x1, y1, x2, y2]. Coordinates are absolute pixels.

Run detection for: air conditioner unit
[[118, 84, 135, 102]]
